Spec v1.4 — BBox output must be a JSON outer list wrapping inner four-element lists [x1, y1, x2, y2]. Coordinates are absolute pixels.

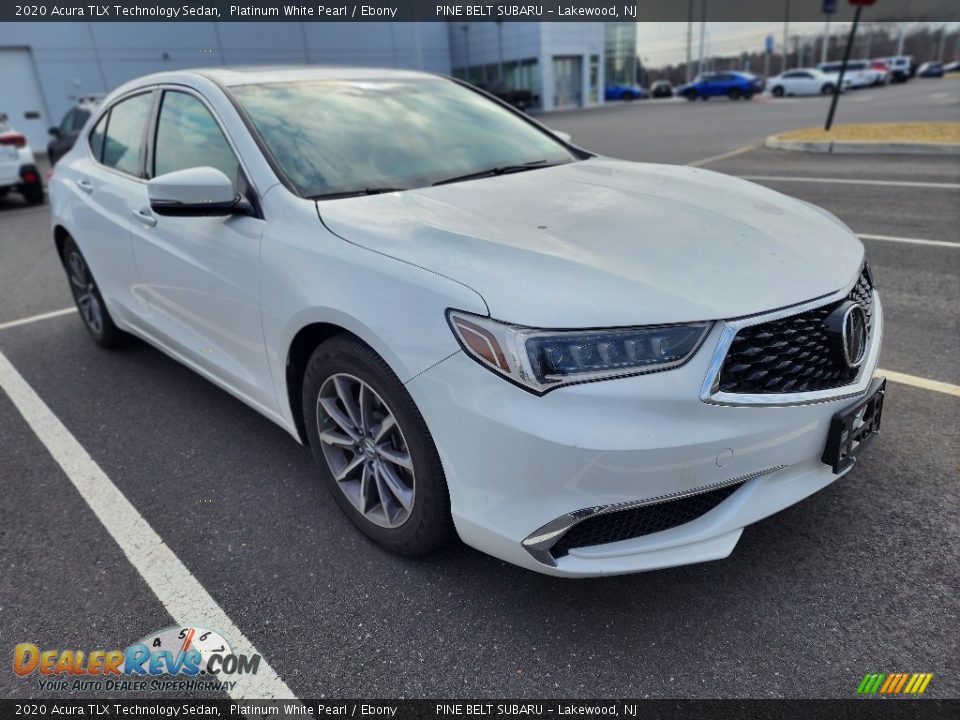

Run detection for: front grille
[[551, 481, 745, 559], [717, 266, 874, 394]]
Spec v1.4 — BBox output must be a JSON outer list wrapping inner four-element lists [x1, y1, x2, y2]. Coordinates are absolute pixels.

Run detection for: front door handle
[[76, 179, 93, 194], [131, 208, 157, 227]]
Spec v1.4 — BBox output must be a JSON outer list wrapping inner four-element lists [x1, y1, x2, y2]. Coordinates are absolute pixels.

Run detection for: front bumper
[[405, 294, 883, 577]]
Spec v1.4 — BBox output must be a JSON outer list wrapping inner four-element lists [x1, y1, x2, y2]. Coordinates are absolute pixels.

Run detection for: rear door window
[[88, 112, 108, 162]]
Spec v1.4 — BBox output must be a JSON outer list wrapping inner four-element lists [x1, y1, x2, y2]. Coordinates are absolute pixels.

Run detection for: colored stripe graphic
[[858, 672, 932, 694]]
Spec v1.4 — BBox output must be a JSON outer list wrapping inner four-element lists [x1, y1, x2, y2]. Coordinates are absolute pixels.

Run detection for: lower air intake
[[551, 481, 745, 559]]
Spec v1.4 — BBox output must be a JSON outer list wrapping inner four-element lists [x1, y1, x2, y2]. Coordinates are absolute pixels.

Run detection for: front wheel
[[821, 83, 835, 95], [302, 335, 453, 556], [61, 236, 129, 348], [772, 86, 785, 98], [727, 87, 742, 100], [684, 89, 698, 101]]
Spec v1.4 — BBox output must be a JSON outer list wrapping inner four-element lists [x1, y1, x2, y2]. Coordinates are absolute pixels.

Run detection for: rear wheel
[[621, 91, 634, 101], [61, 236, 129, 348], [302, 335, 453, 556], [22, 183, 44, 205], [728, 87, 742, 100]]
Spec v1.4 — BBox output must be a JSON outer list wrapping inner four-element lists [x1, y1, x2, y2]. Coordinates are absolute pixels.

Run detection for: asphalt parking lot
[[1, 80, 958, 701]]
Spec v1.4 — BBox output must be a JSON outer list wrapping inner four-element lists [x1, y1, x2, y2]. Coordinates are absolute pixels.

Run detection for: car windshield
[[229, 78, 578, 198]]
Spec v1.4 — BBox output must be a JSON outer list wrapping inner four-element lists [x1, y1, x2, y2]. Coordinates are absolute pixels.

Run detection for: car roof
[[192, 65, 439, 86]]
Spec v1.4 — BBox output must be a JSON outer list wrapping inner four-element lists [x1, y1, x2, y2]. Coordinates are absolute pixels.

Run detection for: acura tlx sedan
[[50, 67, 885, 577]]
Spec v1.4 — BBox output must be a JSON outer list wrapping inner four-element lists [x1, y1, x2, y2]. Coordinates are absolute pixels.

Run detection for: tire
[[684, 89, 698, 101], [743, 89, 754, 100], [61, 236, 129, 348], [302, 335, 453, 556], [727, 87, 742, 100], [621, 91, 634, 101], [821, 83, 835, 95], [22, 183, 44, 205], [772, 86, 785, 98]]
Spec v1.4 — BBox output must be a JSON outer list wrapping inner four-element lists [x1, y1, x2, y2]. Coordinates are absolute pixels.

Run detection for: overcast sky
[[635, 21, 958, 66]]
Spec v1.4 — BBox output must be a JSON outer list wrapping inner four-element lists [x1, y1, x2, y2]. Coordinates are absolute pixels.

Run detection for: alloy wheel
[[67, 250, 104, 336], [316, 373, 415, 528]]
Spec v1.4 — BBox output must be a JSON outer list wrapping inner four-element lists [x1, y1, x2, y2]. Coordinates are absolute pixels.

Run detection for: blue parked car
[[675, 72, 765, 101], [605, 84, 650, 101]]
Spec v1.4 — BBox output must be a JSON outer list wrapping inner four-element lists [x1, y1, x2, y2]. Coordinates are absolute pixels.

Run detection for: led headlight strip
[[448, 310, 712, 394]]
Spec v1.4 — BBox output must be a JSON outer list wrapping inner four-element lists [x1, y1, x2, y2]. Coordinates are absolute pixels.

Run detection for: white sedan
[[49, 67, 885, 577], [767, 68, 849, 97]]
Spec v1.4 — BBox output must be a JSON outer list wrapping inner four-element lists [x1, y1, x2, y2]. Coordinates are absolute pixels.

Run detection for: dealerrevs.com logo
[[857, 672, 934, 695], [13, 625, 260, 693]]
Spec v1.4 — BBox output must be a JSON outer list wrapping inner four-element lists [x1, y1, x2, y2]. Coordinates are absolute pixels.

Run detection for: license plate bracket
[[821, 377, 886, 474]]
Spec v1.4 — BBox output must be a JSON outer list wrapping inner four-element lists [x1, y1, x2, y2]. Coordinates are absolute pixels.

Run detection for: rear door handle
[[131, 208, 157, 227], [76, 179, 93, 194]]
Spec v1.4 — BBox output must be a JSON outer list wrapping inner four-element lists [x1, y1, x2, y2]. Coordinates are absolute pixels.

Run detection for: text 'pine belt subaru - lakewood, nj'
[[49, 67, 885, 576]]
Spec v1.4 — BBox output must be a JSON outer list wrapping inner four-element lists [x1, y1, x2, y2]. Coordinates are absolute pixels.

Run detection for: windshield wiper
[[311, 187, 407, 200], [431, 159, 565, 187]]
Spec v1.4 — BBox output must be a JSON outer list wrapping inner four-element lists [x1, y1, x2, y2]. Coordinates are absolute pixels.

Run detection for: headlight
[[447, 310, 712, 394]]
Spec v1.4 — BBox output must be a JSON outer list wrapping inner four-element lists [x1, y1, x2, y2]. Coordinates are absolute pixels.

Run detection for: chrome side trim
[[699, 276, 883, 407], [521, 465, 787, 567]]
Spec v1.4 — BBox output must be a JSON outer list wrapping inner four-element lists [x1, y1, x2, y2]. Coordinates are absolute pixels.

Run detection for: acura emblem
[[826, 301, 868, 369]]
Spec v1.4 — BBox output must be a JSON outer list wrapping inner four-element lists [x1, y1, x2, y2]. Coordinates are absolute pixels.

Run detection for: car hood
[[318, 158, 863, 328]]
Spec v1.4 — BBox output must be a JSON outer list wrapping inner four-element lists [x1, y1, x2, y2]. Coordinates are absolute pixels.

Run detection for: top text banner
[[6, 0, 960, 22]]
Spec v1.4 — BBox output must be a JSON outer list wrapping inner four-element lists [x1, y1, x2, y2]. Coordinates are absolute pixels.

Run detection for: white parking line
[[686, 145, 758, 167], [739, 175, 960, 190], [878, 368, 960, 398], [859, 233, 960, 249], [0, 348, 297, 700], [0, 307, 76, 332]]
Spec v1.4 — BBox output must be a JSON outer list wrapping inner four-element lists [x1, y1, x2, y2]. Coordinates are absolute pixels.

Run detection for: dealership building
[[1, 21, 638, 149]]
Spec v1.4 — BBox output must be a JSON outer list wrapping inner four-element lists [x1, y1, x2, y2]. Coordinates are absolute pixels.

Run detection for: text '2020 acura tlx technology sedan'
[[50, 67, 885, 577]]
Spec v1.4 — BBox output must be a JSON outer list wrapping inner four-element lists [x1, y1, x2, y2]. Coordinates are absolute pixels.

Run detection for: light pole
[[496, 21, 504, 82], [781, 0, 791, 74], [685, 0, 694, 82], [697, 0, 707, 76]]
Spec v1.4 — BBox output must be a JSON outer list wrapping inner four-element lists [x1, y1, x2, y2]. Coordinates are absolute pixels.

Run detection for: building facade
[[0, 22, 451, 148], [448, 22, 612, 112]]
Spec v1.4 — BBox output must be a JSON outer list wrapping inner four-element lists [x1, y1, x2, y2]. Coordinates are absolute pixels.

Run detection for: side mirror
[[550, 129, 572, 144], [148, 167, 243, 217], [48, 126, 61, 137]]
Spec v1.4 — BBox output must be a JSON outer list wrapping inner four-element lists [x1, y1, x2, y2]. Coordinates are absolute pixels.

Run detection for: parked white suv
[[874, 55, 914, 83], [817, 60, 878, 89], [49, 67, 885, 577], [0, 114, 44, 205]]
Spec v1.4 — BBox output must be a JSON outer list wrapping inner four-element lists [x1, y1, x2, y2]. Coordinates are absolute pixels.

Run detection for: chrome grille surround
[[700, 264, 883, 407]]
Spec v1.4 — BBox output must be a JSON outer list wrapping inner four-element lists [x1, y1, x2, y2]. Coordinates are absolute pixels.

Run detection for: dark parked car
[[650, 80, 674, 98], [604, 83, 649, 101], [918, 62, 944, 78], [944, 60, 960, 73], [675, 72, 764, 101], [473, 81, 537, 110], [47, 96, 101, 166]]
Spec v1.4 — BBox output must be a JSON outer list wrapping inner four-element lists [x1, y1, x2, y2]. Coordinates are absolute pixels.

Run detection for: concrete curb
[[764, 135, 960, 155]]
